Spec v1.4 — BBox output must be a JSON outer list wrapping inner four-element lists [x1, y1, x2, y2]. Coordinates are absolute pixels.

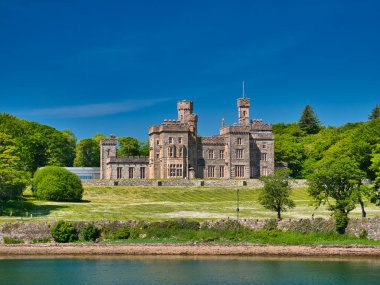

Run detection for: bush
[[112, 226, 131, 240], [32, 166, 83, 201], [81, 224, 101, 242], [3, 237, 24, 244], [51, 220, 78, 243]]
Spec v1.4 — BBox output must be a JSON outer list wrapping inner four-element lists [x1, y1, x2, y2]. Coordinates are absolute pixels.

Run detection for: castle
[[100, 97, 274, 179]]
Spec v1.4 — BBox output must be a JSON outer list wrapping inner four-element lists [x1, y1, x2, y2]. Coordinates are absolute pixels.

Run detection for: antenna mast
[[242, 81, 245, 98]]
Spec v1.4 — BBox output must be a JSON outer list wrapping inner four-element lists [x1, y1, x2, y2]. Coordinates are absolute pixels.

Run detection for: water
[[1, 256, 380, 285]]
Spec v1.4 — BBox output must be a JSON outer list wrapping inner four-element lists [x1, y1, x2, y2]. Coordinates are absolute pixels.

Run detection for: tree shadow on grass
[[0, 198, 67, 218]]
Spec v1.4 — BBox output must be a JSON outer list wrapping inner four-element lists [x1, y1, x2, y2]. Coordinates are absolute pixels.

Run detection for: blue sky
[[0, 0, 379, 140]]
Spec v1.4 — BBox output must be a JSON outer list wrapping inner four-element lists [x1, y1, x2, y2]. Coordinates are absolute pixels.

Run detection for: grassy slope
[[1, 185, 379, 222]]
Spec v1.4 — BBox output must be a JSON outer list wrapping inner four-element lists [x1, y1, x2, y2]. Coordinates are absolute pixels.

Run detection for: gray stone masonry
[[100, 96, 275, 180]]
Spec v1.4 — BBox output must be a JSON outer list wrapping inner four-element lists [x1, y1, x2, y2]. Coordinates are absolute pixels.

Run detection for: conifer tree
[[298, 105, 320, 134], [369, 104, 380, 120]]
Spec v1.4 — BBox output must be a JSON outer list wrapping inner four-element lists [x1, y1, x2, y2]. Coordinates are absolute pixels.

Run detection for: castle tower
[[177, 100, 193, 123], [100, 135, 117, 179], [237, 98, 250, 126]]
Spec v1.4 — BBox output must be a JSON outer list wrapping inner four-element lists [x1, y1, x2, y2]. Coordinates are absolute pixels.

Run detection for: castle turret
[[177, 100, 193, 123], [100, 135, 117, 179], [237, 98, 250, 126]]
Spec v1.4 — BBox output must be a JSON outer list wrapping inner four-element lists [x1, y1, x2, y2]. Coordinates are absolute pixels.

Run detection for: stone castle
[[100, 97, 274, 179]]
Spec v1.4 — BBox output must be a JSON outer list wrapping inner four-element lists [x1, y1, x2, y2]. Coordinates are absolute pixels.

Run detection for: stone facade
[[100, 97, 274, 179]]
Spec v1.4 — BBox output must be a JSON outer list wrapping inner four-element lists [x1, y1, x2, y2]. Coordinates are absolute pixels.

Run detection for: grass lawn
[[1, 185, 380, 222]]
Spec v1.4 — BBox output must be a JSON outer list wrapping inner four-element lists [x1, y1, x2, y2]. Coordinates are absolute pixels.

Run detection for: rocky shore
[[1, 243, 380, 257]]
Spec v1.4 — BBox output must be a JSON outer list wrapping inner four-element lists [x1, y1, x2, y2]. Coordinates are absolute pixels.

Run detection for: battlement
[[198, 136, 225, 145], [251, 119, 272, 131]]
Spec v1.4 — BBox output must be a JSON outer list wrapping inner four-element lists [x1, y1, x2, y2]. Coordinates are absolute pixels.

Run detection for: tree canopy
[[0, 133, 29, 200], [308, 156, 366, 233], [259, 168, 295, 220], [0, 113, 75, 173]]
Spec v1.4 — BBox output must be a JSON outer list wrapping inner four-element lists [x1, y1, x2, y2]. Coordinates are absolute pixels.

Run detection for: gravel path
[[1, 243, 380, 257]]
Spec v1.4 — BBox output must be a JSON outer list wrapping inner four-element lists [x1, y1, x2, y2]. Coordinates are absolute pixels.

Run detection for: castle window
[[207, 166, 215, 178], [262, 166, 268, 176], [261, 153, 267, 161], [219, 166, 225, 178], [169, 147, 175, 158], [250, 166, 255, 178], [219, 150, 224, 159], [157, 140, 160, 145], [235, 165, 244, 178], [176, 164, 183, 177], [169, 164, 182, 177], [262, 143, 267, 149], [236, 149, 243, 159], [178, 137, 182, 144], [169, 137, 174, 144], [117, 167, 123, 179], [156, 153, 159, 158], [128, 167, 134, 179], [178, 147, 183, 157], [107, 149, 110, 157], [208, 150, 214, 159], [140, 167, 146, 179], [237, 138, 242, 145]]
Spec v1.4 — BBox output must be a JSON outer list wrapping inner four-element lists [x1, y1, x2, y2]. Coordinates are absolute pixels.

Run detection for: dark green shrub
[[154, 219, 200, 230], [32, 166, 83, 201], [32, 237, 51, 244], [112, 226, 131, 240], [81, 224, 101, 242], [51, 220, 78, 243], [129, 227, 146, 239], [3, 237, 24, 244]]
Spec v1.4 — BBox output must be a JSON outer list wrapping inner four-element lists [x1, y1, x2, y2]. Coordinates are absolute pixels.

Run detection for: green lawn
[[1, 185, 380, 221]]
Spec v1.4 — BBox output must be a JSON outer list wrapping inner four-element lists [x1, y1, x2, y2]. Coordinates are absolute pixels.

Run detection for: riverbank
[[2, 243, 380, 257]]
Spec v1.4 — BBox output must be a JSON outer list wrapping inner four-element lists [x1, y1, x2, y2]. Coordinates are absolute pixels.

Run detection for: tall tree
[[298, 105, 321, 134], [308, 156, 366, 233], [259, 168, 295, 220], [118, 137, 140, 156], [73, 139, 100, 167], [369, 104, 380, 120], [0, 133, 29, 200]]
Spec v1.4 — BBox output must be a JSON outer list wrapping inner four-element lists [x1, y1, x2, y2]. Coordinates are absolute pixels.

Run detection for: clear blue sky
[[1, 0, 379, 140]]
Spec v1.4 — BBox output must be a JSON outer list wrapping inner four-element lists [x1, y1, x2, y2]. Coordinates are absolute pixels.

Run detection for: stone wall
[[82, 179, 307, 188], [2, 217, 380, 243]]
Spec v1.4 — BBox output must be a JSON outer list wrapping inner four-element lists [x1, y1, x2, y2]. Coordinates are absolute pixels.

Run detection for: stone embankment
[[1, 217, 380, 244], [2, 243, 380, 257]]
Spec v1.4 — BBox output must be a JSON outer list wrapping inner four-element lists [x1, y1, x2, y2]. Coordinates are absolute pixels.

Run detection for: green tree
[[298, 105, 321, 134], [73, 138, 100, 167], [370, 144, 380, 203], [369, 104, 380, 120], [118, 137, 140, 156], [0, 133, 29, 200], [0, 113, 76, 173], [138, 140, 149, 156], [308, 156, 366, 234], [259, 168, 295, 220]]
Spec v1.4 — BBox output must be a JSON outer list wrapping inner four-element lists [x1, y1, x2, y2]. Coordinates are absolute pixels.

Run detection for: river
[[1, 256, 380, 284]]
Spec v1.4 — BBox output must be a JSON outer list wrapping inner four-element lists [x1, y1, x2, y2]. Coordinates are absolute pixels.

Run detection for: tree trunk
[[359, 197, 366, 218], [277, 210, 281, 221]]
